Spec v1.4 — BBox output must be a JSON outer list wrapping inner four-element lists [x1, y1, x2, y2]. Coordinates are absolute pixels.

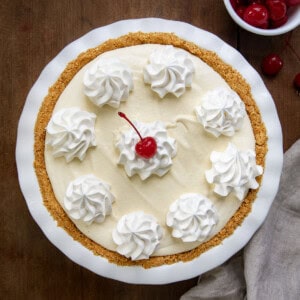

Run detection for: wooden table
[[2, 0, 299, 298]]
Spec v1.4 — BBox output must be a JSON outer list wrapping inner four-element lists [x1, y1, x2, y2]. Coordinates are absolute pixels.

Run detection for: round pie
[[34, 32, 267, 268]]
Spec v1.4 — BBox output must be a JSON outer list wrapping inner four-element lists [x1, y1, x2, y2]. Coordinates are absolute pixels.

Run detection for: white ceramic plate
[[16, 18, 283, 284]]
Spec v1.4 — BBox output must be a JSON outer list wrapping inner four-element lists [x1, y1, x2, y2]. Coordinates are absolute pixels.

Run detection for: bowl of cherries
[[224, 0, 300, 35]]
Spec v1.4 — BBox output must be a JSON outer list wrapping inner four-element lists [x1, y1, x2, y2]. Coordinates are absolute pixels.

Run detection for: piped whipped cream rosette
[[116, 121, 177, 180], [144, 45, 195, 98], [206, 143, 263, 201], [112, 211, 163, 260], [166, 193, 218, 242], [83, 58, 133, 108], [195, 87, 246, 137], [64, 174, 115, 225], [46, 107, 96, 162]]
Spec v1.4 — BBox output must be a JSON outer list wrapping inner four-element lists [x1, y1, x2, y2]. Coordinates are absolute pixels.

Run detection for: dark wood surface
[[1, 0, 299, 299]]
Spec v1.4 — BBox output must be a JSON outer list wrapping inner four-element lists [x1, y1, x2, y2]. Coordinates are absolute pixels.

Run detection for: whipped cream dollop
[[64, 174, 115, 224], [112, 211, 163, 260], [166, 193, 218, 242], [116, 121, 177, 180], [206, 143, 263, 201], [83, 58, 133, 108], [195, 87, 246, 137], [46, 107, 96, 162], [144, 45, 195, 98]]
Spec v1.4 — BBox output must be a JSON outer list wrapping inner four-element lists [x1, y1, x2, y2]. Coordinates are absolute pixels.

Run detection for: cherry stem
[[118, 112, 143, 141]]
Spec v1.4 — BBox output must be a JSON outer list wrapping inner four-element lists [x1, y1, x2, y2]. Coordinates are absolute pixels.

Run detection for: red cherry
[[135, 137, 157, 159], [248, 0, 266, 4], [293, 73, 300, 94], [230, 0, 238, 9], [266, 0, 287, 21], [236, 5, 247, 18], [270, 14, 288, 28], [261, 54, 283, 76], [285, 0, 300, 6], [230, 0, 248, 9], [243, 4, 269, 28], [118, 112, 157, 159]]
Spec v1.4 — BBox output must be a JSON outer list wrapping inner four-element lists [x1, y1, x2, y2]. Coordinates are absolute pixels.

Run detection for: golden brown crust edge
[[34, 32, 268, 268]]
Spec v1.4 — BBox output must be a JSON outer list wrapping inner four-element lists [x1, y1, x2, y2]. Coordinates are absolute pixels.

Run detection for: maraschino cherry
[[261, 53, 283, 76], [118, 112, 157, 159], [286, 0, 300, 5], [243, 3, 269, 29], [293, 73, 300, 95], [266, 0, 287, 22], [231, 0, 300, 29]]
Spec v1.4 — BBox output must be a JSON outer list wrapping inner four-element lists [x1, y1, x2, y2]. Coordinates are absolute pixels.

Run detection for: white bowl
[[224, 0, 300, 36]]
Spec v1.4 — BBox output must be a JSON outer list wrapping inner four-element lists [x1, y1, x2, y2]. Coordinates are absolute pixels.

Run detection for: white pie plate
[[16, 18, 283, 284]]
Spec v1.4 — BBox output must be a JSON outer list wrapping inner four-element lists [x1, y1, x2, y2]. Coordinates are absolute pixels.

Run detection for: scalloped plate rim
[[15, 18, 283, 284]]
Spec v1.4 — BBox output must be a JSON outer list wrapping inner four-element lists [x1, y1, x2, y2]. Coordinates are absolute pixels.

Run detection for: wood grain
[[1, 0, 299, 298]]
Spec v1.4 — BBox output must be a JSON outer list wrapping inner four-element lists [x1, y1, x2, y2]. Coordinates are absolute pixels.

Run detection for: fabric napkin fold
[[181, 139, 300, 300]]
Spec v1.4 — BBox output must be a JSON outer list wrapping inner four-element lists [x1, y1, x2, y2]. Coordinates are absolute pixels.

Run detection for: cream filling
[[45, 44, 255, 256]]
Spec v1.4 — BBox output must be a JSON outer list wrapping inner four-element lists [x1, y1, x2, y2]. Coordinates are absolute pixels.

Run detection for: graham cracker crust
[[34, 32, 268, 268]]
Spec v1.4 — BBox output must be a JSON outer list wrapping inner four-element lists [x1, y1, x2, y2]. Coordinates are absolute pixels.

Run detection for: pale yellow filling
[[45, 44, 255, 256]]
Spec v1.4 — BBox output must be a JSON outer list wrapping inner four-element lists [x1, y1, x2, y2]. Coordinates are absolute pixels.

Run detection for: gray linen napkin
[[181, 140, 300, 300]]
